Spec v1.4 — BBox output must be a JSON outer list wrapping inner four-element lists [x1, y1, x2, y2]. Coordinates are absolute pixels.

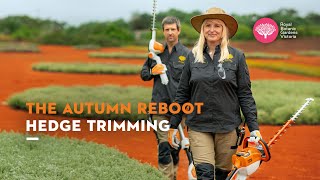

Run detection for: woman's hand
[[249, 130, 262, 145]]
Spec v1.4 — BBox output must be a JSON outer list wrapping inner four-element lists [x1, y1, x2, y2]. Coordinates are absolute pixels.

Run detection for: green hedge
[[0, 42, 39, 52], [248, 60, 320, 77], [32, 62, 141, 74], [6, 81, 320, 124], [252, 81, 319, 124], [246, 52, 289, 59], [73, 44, 101, 50], [88, 52, 147, 59], [7, 85, 150, 120], [297, 50, 320, 56], [0, 132, 164, 180], [121, 45, 148, 52]]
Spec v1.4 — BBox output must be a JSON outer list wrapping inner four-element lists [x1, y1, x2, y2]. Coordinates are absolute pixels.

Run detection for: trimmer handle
[[243, 137, 271, 162], [259, 139, 271, 162], [148, 52, 169, 85], [149, 38, 164, 54]]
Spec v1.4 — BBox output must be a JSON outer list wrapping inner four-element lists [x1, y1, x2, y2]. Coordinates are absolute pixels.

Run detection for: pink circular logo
[[253, 18, 279, 43]]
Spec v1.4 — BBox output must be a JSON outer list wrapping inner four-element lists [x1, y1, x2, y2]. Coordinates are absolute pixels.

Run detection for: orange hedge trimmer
[[226, 98, 314, 180]]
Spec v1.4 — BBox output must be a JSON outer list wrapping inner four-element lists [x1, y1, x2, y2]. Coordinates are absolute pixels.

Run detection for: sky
[[0, 0, 318, 26]]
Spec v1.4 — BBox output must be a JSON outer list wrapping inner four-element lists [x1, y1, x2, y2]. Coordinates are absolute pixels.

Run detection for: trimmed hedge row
[[89, 52, 147, 59], [32, 62, 141, 74], [0, 42, 39, 52], [246, 52, 289, 59], [247, 60, 320, 77], [6, 81, 320, 124]]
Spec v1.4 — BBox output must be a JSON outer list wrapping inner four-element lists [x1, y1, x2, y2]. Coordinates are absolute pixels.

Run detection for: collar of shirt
[[204, 44, 221, 55], [164, 41, 183, 53]]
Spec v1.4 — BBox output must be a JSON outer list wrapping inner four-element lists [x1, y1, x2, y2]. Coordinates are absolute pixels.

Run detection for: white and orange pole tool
[[148, 0, 167, 85], [148, 1, 195, 179]]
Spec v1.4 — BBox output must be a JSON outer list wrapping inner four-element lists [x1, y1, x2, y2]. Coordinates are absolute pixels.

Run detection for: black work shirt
[[141, 41, 190, 116], [170, 45, 259, 133]]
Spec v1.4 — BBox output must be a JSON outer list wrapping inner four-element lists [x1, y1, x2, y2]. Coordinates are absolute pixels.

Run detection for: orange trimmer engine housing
[[232, 147, 262, 169], [228, 137, 271, 179], [239, 137, 271, 162]]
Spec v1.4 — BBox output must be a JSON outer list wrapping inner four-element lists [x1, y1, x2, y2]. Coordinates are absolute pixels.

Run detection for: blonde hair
[[192, 19, 230, 63]]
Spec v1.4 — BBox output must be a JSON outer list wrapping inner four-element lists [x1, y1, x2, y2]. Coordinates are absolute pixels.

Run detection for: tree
[[305, 12, 320, 24], [130, 12, 152, 30]]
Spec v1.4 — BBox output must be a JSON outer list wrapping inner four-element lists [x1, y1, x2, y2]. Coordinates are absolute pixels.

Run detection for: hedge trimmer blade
[[290, 98, 314, 122], [151, 0, 157, 31], [268, 98, 314, 147]]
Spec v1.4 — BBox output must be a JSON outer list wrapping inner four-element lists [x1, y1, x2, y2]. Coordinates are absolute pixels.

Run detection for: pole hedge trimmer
[[148, 0, 167, 85], [148, 1, 196, 179], [226, 98, 314, 180]]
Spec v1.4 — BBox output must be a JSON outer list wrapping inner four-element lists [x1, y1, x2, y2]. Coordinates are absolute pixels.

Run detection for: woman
[[169, 7, 262, 180]]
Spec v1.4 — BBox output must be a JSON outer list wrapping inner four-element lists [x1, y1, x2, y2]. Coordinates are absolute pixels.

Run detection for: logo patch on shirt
[[225, 54, 234, 62], [178, 55, 186, 64]]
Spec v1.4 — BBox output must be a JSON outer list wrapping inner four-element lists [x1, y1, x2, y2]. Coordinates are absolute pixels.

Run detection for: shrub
[[32, 62, 141, 74]]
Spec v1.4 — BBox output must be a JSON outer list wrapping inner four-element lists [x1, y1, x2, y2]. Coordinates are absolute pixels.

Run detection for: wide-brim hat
[[190, 7, 238, 38]]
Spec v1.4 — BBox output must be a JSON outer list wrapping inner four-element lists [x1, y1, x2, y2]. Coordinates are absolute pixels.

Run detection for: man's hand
[[168, 128, 180, 149], [248, 130, 262, 145], [151, 64, 166, 75]]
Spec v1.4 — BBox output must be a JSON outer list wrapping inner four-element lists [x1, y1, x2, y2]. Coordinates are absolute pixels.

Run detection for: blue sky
[[0, 0, 318, 25]]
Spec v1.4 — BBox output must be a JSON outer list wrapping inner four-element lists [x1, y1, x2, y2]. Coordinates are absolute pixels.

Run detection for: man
[[140, 16, 190, 180]]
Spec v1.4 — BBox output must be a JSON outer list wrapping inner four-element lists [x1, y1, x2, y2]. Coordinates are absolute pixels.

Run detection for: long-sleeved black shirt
[[170, 45, 259, 133], [140, 41, 190, 116]]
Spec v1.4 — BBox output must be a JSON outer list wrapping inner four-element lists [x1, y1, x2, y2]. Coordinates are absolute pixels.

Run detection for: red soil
[[0, 44, 319, 179]]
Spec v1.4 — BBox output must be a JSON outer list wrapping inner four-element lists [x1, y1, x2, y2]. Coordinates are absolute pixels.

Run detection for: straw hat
[[190, 7, 238, 38]]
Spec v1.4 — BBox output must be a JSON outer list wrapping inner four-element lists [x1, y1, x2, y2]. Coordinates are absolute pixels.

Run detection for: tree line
[[0, 8, 319, 46]]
